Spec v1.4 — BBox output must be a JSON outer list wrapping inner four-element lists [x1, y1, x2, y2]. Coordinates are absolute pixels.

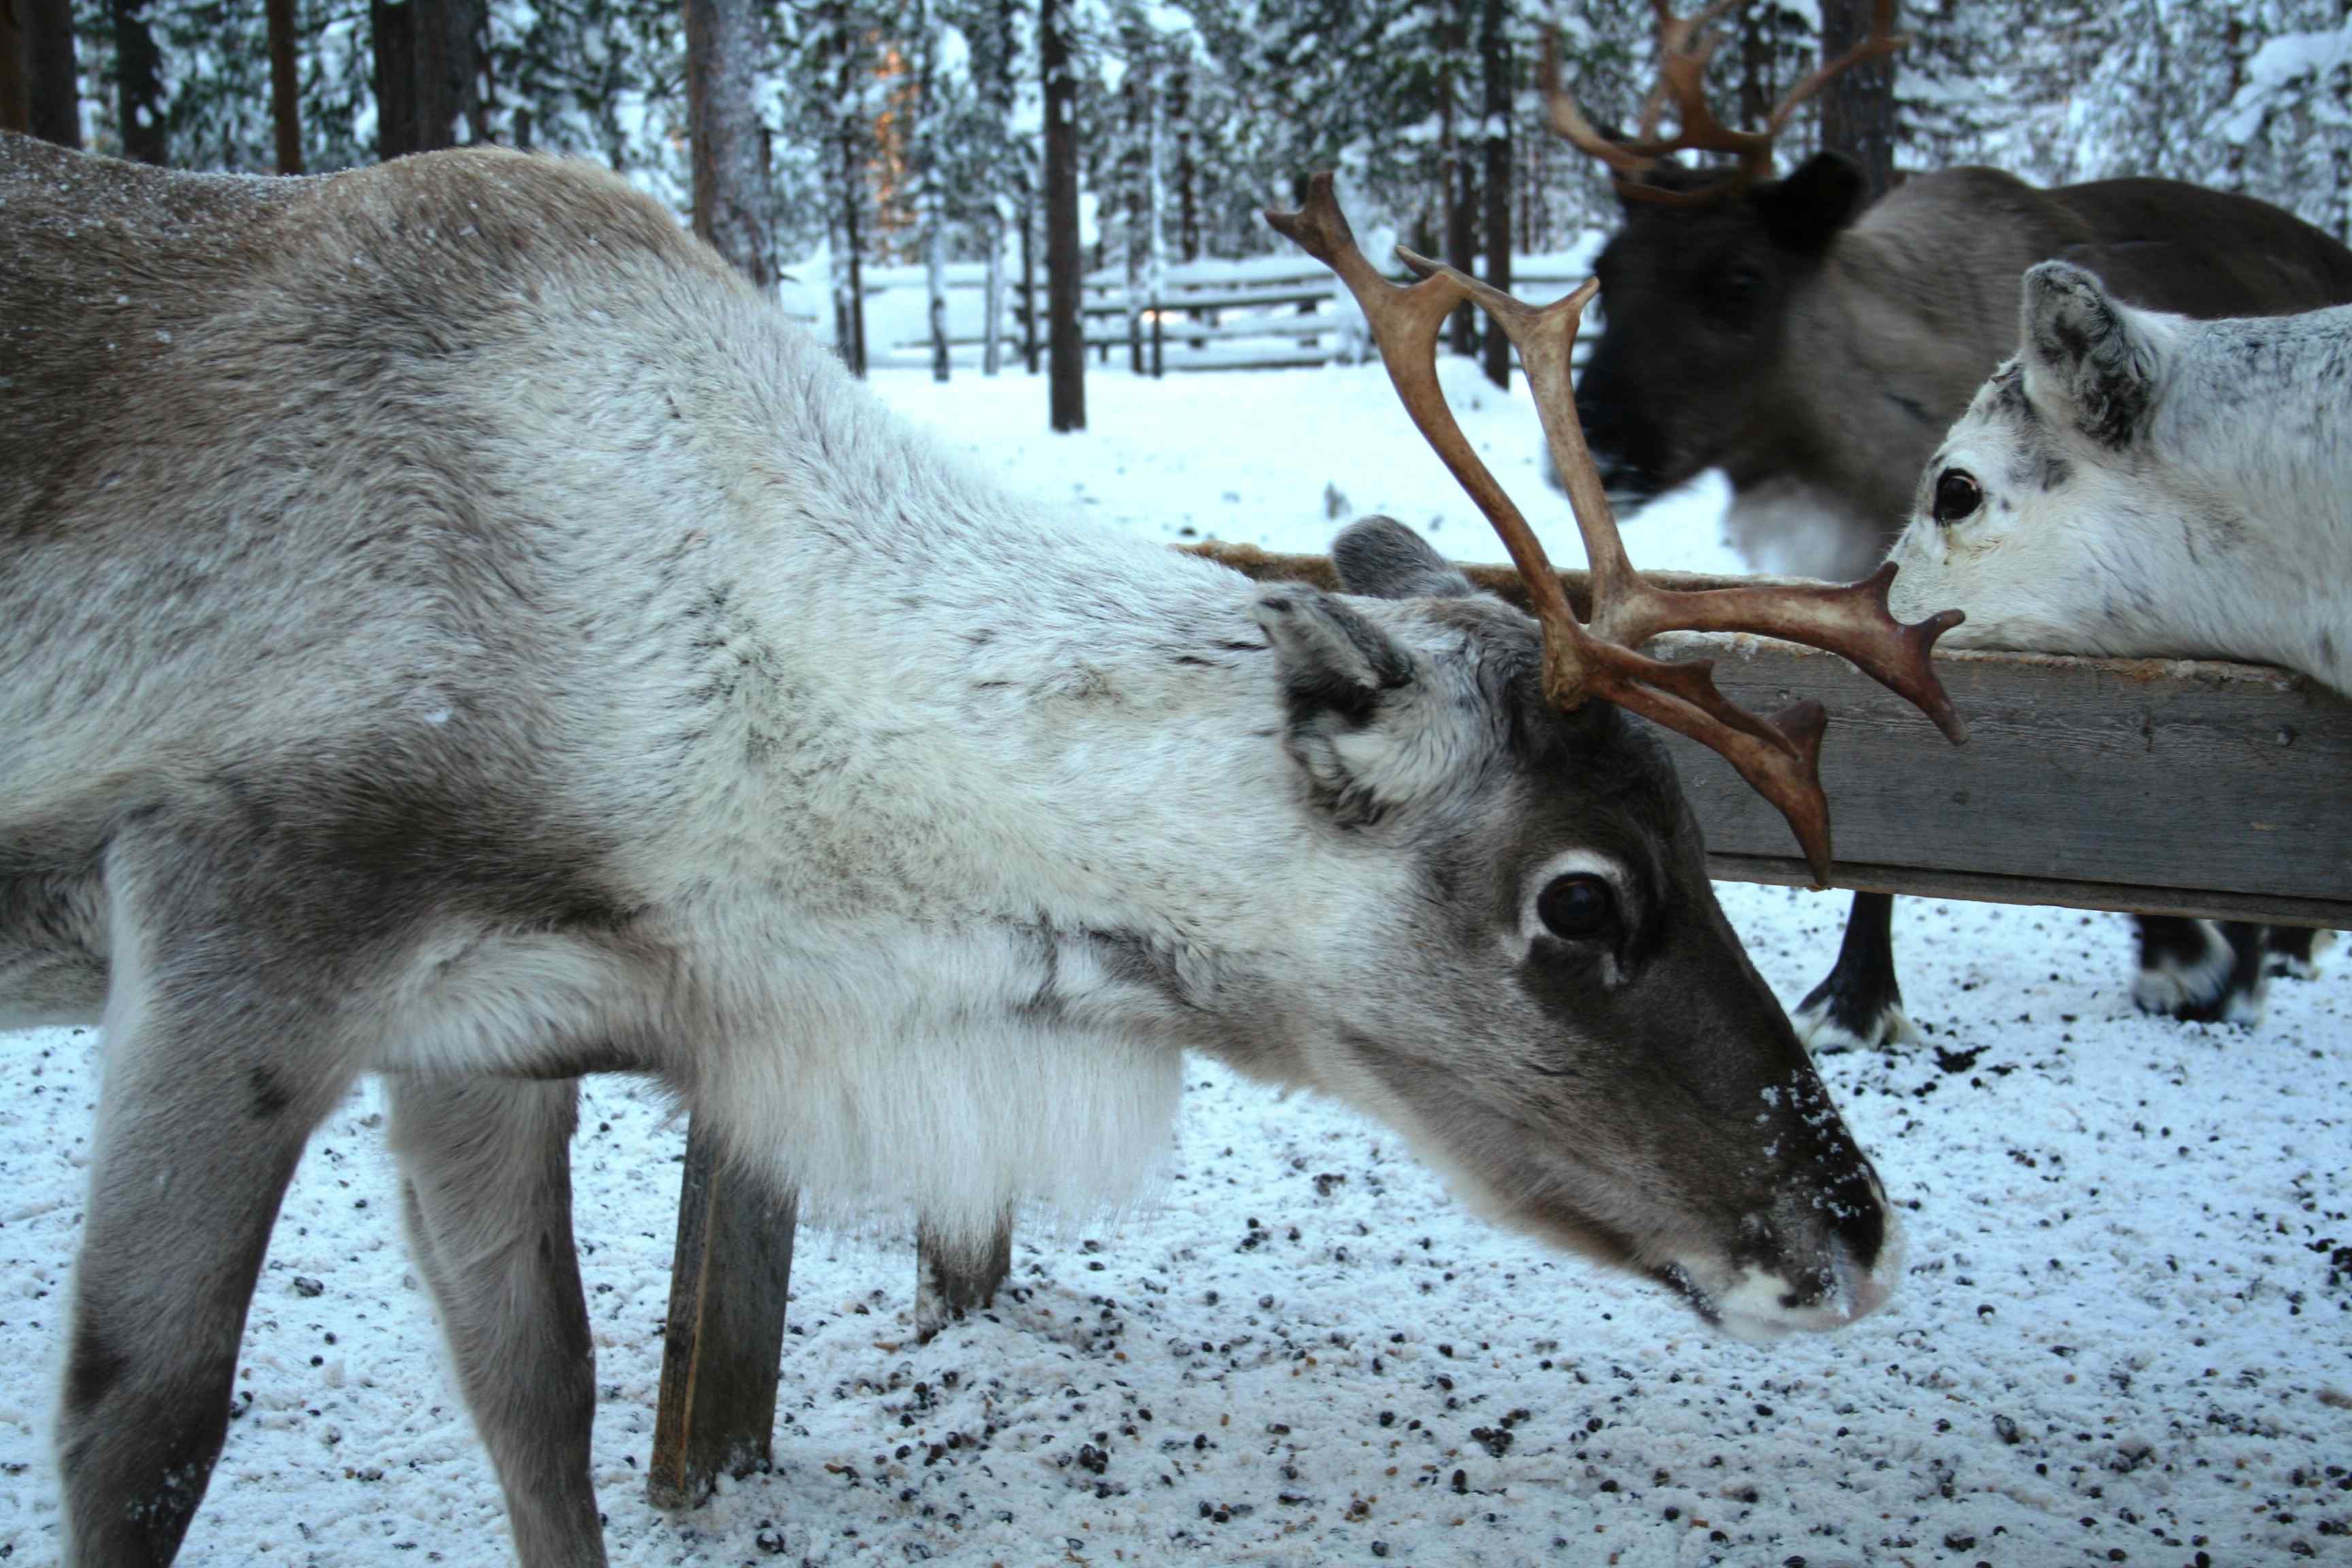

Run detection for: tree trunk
[[24, 0, 76, 148], [685, 0, 776, 289], [1020, 195, 1039, 374], [372, 0, 476, 159], [267, 0, 302, 172], [983, 208, 1005, 376], [1, 0, 26, 136], [1171, 62, 1197, 263], [1041, 0, 1084, 431], [1818, 0, 1895, 201], [372, 0, 418, 157], [1441, 0, 1475, 358], [1478, 0, 1511, 390], [110, 0, 165, 165]]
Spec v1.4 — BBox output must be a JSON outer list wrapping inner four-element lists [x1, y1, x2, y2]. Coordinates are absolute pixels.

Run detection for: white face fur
[[1883, 262, 2203, 656]]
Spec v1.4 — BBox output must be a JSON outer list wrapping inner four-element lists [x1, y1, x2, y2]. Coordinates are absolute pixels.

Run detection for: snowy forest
[[10, 1, 2352, 283]]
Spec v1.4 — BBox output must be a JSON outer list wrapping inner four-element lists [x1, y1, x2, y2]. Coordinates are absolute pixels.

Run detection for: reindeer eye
[[1537, 874, 1618, 941], [1932, 468, 1983, 524]]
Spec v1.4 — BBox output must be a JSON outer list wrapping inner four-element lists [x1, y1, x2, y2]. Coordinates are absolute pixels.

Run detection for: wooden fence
[[797, 252, 1601, 376]]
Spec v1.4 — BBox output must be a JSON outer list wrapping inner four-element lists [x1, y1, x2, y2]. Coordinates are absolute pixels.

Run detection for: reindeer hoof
[[2134, 919, 2268, 1028], [1793, 992, 1923, 1055]]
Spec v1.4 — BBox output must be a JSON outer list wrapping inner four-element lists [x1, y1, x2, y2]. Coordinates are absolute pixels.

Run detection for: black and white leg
[[915, 1209, 1015, 1343], [56, 826, 361, 1567], [1793, 892, 1922, 1053], [2132, 916, 2268, 1026], [2261, 925, 2334, 980], [389, 1074, 606, 1568]]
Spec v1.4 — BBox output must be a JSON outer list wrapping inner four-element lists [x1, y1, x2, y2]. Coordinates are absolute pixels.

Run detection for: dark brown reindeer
[[1557, 0, 2352, 1044]]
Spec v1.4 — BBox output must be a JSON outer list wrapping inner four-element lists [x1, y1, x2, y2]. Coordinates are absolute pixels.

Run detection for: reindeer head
[[1558, 1, 1902, 504], [1247, 174, 1965, 1336], [1884, 262, 2192, 651]]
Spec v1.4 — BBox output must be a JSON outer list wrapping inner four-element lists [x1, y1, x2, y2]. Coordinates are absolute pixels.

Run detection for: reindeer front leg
[[59, 820, 362, 1567]]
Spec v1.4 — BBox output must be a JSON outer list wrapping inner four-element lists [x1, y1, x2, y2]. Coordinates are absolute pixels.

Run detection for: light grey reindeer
[[1889, 260, 2352, 696], [3, 136, 1931, 1566]]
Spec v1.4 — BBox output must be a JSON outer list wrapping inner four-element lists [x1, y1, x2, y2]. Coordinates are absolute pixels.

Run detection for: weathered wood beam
[[1191, 542, 2352, 924], [648, 1121, 796, 1510]]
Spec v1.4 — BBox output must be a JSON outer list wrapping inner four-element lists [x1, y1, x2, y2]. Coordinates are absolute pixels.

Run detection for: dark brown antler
[[1264, 173, 1963, 883], [1544, 0, 1906, 203]]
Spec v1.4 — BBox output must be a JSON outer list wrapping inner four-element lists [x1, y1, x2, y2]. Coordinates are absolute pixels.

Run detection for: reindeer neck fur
[[2133, 311, 2352, 689]]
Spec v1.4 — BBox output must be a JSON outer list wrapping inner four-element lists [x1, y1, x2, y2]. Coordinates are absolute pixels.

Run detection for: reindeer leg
[[2132, 917, 2267, 1026], [57, 828, 361, 1567], [1793, 892, 1921, 1053], [389, 1074, 606, 1568], [914, 1209, 1015, 1343], [2261, 925, 2334, 981]]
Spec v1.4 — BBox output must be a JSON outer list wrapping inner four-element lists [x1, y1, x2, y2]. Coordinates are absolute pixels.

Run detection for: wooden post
[[1150, 299, 1164, 378], [648, 1122, 796, 1508]]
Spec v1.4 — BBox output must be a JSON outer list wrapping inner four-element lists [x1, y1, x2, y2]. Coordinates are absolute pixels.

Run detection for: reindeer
[[0, 135, 1963, 1565], [1888, 261, 2352, 697], [1553, 0, 2352, 1045], [1882, 263, 2352, 1013]]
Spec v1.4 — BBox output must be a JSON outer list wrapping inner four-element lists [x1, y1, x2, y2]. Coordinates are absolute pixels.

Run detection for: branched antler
[[1264, 174, 1963, 883], [1544, 0, 1906, 203]]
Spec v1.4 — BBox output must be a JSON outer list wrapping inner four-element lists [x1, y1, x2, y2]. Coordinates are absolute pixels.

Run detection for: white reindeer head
[[1884, 263, 2205, 653]]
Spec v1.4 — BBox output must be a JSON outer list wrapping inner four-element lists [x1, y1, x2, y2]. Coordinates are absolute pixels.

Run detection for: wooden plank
[[648, 1119, 796, 1510], [1188, 544, 2352, 920], [1670, 636, 2350, 909], [1710, 853, 2352, 928]]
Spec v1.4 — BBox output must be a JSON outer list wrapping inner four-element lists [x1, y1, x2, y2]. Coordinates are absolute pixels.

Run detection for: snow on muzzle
[[1656, 1070, 1903, 1341]]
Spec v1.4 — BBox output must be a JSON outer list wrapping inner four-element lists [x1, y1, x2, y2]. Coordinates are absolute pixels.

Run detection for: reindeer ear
[[1332, 516, 1475, 600], [1754, 152, 1865, 254], [1254, 590, 1442, 823], [1254, 590, 1411, 724], [2020, 262, 2158, 448]]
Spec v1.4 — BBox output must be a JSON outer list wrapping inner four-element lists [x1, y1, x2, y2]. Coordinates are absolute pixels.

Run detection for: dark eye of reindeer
[[1931, 468, 1983, 524], [1537, 874, 1618, 942]]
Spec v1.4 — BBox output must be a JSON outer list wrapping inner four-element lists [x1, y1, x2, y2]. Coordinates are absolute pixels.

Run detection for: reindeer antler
[[1545, 0, 1906, 203], [1265, 174, 1963, 883]]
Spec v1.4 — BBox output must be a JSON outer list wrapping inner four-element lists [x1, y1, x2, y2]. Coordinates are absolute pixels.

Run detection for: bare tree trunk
[[1171, 61, 1197, 263], [982, 208, 1006, 375], [372, 0, 477, 159], [24, 0, 76, 148], [1818, 0, 1895, 200], [267, 0, 302, 172], [110, 0, 165, 164], [1041, 0, 1084, 431], [1441, 0, 1475, 357], [1478, 0, 1511, 390], [1020, 195, 1039, 374], [685, 0, 776, 289], [1, 0, 26, 136]]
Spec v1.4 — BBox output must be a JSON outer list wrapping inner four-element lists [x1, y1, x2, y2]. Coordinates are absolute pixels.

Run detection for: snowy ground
[[1, 365, 2346, 1566]]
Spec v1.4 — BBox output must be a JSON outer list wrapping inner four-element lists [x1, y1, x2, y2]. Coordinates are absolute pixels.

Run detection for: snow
[[2, 364, 2347, 1565]]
